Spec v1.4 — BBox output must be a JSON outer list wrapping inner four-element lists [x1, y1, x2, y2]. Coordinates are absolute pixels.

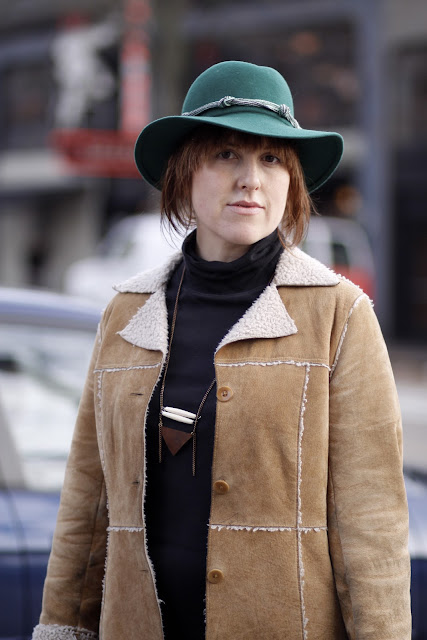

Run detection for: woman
[[33, 61, 411, 639]]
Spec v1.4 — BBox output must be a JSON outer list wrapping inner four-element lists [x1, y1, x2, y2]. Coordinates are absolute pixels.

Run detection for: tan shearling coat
[[33, 247, 411, 640]]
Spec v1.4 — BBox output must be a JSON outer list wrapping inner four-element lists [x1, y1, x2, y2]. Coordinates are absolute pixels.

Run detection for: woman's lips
[[228, 201, 264, 214]]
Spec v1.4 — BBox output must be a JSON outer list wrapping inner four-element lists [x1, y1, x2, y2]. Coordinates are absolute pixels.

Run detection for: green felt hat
[[134, 60, 344, 193]]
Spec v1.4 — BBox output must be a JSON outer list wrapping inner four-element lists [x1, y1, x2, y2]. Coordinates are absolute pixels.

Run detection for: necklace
[[158, 265, 215, 476]]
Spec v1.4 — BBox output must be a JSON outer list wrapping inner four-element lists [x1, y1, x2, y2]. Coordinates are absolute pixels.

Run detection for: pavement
[[388, 343, 427, 473]]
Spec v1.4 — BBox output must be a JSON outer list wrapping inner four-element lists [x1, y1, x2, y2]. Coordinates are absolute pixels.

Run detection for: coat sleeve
[[327, 293, 411, 639], [33, 314, 110, 640]]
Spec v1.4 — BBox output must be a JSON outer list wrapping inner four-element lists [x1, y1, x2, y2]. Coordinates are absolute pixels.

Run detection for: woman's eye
[[263, 154, 280, 164], [217, 150, 236, 160]]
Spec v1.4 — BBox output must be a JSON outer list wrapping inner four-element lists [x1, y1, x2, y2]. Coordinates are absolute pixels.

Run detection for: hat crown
[[182, 61, 295, 116]]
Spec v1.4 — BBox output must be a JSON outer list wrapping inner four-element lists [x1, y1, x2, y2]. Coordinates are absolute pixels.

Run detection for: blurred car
[[64, 212, 376, 306], [302, 215, 375, 299], [1, 289, 425, 639], [64, 212, 181, 305], [0, 287, 100, 639]]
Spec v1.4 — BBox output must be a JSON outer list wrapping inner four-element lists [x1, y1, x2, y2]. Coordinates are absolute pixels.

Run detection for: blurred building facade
[[0, 0, 426, 340]]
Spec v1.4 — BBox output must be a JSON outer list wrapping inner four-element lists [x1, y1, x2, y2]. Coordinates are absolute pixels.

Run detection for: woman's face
[[191, 139, 290, 262]]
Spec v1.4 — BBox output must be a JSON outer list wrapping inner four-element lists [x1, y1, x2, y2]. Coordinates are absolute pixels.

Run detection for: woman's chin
[[227, 227, 276, 249]]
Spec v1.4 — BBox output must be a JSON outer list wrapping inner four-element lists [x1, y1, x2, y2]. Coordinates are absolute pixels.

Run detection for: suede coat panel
[[34, 248, 411, 640]]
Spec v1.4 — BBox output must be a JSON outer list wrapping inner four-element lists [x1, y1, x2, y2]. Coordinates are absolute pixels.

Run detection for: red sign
[[51, 129, 140, 178], [51, 0, 151, 178]]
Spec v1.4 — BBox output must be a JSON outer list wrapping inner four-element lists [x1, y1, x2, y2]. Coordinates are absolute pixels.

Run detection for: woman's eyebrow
[[218, 140, 241, 149], [217, 142, 270, 152]]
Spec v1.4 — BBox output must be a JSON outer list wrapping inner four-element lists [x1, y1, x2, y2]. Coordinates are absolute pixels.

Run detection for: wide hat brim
[[135, 110, 343, 194], [134, 61, 344, 193]]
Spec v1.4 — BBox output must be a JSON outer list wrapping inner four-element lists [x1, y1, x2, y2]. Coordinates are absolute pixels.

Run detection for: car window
[[0, 323, 95, 492], [331, 241, 350, 268], [97, 220, 134, 259]]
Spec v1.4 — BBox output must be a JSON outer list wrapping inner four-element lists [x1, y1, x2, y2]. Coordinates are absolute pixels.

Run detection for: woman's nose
[[237, 158, 261, 190]]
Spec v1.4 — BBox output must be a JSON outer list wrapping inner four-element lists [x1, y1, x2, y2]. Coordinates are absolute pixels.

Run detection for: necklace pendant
[[162, 426, 193, 456], [162, 406, 196, 425]]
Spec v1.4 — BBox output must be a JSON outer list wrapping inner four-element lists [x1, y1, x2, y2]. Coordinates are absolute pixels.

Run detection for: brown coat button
[[213, 480, 230, 494], [217, 386, 233, 402], [207, 569, 224, 584]]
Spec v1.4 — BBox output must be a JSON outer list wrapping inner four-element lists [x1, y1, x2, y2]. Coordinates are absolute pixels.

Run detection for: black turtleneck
[[144, 229, 283, 639]]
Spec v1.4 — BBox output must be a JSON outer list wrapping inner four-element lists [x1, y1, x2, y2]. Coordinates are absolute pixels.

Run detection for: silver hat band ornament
[[182, 96, 301, 130]]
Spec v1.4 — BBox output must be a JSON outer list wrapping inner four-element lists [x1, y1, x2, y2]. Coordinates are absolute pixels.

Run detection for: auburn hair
[[161, 125, 313, 247]]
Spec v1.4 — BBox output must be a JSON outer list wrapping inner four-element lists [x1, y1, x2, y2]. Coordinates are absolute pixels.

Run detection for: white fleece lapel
[[117, 288, 169, 354], [114, 252, 182, 354], [216, 284, 297, 352], [273, 246, 339, 286], [114, 246, 339, 352]]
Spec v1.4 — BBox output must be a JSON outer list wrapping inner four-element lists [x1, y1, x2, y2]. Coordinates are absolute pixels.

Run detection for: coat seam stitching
[[209, 524, 327, 532], [100, 523, 110, 620], [94, 363, 161, 373], [95, 371, 106, 474], [330, 294, 366, 378], [107, 525, 144, 532], [217, 360, 329, 369], [296, 364, 310, 638]]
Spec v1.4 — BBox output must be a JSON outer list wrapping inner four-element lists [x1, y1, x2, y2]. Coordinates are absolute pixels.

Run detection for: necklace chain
[[158, 265, 215, 476]]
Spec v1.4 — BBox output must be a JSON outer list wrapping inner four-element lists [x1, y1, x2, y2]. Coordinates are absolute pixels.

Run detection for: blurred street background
[[0, 0, 426, 470]]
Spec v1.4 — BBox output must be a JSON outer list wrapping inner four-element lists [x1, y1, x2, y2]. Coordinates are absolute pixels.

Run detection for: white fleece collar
[[114, 247, 339, 354], [114, 251, 183, 295], [114, 246, 339, 294]]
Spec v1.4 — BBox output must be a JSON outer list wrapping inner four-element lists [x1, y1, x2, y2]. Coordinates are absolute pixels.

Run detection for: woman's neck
[[195, 236, 250, 262], [180, 228, 283, 295]]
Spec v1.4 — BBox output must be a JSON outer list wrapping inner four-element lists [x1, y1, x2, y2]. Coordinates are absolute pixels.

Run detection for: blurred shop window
[[395, 45, 427, 144], [51, 15, 119, 130], [0, 16, 120, 153], [193, 0, 312, 5], [1, 61, 53, 150], [394, 45, 427, 341], [191, 21, 359, 130]]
